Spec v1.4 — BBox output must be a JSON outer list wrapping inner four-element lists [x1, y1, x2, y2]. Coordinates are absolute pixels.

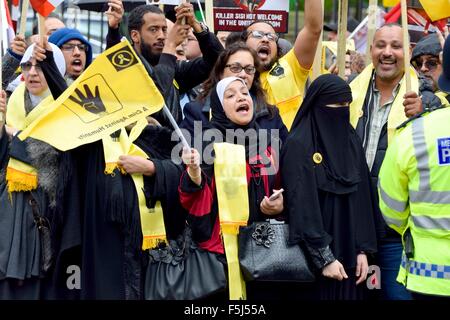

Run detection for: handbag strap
[[26, 193, 47, 228]]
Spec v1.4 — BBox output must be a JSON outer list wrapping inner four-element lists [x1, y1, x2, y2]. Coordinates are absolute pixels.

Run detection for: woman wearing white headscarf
[[0, 42, 67, 299]]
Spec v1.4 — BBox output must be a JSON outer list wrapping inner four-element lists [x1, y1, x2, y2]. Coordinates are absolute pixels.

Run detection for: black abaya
[[281, 74, 377, 300]]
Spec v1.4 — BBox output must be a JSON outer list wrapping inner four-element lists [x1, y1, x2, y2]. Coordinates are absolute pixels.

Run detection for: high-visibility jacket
[[378, 107, 450, 297], [435, 91, 450, 107]]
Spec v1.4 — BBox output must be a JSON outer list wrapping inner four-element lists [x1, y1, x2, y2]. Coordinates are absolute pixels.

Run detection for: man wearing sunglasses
[[242, 0, 323, 130], [411, 33, 448, 106], [48, 28, 93, 82]]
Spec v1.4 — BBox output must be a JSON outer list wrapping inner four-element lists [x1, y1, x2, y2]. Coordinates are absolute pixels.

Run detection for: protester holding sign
[[26, 33, 172, 298]]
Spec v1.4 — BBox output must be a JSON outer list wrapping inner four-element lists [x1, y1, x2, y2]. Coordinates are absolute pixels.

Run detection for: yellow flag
[[383, 0, 399, 7], [19, 40, 164, 151], [419, 0, 450, 21]]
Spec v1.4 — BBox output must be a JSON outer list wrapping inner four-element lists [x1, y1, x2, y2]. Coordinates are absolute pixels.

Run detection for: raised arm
[[105, 0, 124, 49], [293, 0, 323, 69]]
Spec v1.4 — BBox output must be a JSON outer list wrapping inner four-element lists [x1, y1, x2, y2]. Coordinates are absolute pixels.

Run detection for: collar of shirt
[[371, 72, 402, 109]]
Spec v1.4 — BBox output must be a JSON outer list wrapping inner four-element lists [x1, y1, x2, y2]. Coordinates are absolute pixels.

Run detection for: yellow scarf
[[5, 83, 54, 193], [213, 143, 249, 300], [102, 118, 166, 250], [350, 64, 419, 142]]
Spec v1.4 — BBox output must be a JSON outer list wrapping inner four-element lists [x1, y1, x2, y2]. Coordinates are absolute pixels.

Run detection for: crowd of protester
[[0, 0, 449, 300]]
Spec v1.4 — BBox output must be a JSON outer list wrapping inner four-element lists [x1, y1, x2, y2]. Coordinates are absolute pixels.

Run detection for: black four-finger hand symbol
[[69, 84, 106, 114]]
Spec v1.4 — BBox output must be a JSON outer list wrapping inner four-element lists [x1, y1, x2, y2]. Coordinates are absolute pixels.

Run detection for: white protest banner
[[213, 0, 289, 33]]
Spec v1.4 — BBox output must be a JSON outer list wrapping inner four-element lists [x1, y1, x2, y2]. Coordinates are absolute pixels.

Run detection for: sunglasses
[[225, 63, 256, 75], [247, 30, 279, 42], [20, 61, 42, 72], [413, 59, 440, 70]]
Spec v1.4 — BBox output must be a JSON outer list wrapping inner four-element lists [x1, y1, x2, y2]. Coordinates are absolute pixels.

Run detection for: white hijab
[[9, 43, 66, 107], [215, 76, 248, 107]]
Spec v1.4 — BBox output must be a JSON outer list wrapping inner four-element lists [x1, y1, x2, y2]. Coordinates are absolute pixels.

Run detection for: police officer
[[377, 36, 450, 299]]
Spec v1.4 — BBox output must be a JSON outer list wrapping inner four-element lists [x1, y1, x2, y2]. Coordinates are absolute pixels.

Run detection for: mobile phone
[[268, 189, 284, 201]]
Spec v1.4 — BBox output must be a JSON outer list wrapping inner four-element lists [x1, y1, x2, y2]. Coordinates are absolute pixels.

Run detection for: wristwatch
[[193, 21, 209, 34]]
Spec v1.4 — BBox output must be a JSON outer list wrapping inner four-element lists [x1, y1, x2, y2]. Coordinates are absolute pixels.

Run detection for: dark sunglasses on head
[[247, 30, 279, 42], [225, 63, 256, 75], [20, 61, 42, 72], [61, 43, 88, 52]]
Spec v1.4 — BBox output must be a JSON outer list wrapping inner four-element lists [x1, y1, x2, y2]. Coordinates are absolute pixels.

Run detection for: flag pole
[[162, 105, 190, 150], [365, 0, 377, 65], [38, 12, 45, 46], [204, 0, 213, 33], [311, 0, 324, 81], [196, 0, 206, 25], [19, 0, 30, 37], [400, 0, 411, 92], [337, 0, 348, 79]]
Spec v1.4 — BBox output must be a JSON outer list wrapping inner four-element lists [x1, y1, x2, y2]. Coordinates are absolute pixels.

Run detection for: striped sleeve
[[178, 170, 224, 254]]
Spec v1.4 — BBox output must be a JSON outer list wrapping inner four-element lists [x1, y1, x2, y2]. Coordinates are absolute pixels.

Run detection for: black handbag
[[28, 193, 54, 275], [238, 219, 315, 282], [145, 226, 227, 300]]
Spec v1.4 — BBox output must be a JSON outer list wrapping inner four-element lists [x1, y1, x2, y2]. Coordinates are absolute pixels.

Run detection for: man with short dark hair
[[109, 3, 223, 125], [350, 23, 425, 300]]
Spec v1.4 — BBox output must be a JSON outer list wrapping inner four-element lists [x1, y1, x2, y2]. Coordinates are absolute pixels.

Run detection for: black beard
[[140, 42, 161, 66], [260, 56, 277, 72]]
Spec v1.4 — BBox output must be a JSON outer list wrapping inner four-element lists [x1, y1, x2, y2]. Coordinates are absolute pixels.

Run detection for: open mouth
[[71, 59, 83, 71], [236, 104, 250, 114], [257, 45, 271, 60], [380, 60, 396, 66]]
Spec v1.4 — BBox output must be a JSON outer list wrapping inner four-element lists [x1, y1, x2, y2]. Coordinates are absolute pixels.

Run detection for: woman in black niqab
[[281, 74, 377, 300]]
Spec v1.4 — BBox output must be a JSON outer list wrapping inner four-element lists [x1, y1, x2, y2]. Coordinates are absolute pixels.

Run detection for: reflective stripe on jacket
[[378, 107, 450, 296]]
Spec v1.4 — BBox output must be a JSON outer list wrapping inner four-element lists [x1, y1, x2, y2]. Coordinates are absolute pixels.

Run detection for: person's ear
[[130, 30, 140, 45]]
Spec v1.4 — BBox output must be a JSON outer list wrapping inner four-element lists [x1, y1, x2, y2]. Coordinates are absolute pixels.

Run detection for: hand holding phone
[[268, 189, 284, 201]]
